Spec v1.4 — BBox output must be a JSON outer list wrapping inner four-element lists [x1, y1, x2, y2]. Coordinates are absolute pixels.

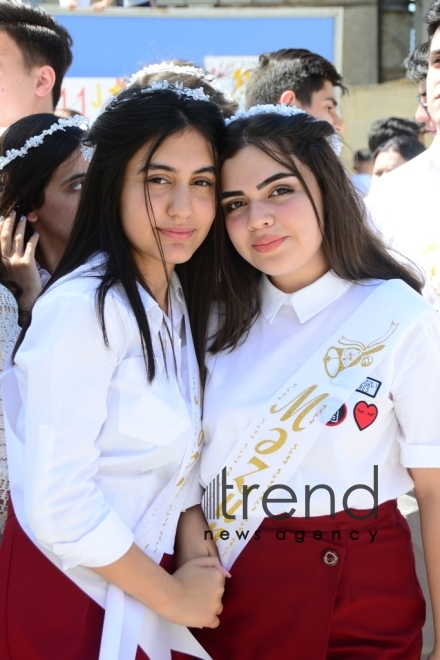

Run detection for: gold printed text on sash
[[269, 385, 329, 431]]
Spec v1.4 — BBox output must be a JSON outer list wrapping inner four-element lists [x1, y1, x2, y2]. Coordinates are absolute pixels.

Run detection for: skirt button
[[322, 549, 339, 567]]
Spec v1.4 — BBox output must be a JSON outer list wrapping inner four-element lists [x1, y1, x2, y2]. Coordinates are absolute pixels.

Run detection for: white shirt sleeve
[[15, 285, 135, 570], [392, 314, 440, 468]]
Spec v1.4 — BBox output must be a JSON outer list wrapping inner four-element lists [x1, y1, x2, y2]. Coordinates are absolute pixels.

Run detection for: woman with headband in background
[[194, 106, 440, 659], [0, 113, 90, 544], [0, 84, 229, 660], [0, 113, 91, 315]]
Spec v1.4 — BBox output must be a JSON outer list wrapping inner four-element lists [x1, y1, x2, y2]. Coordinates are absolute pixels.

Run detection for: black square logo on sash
[[356, 377, 382, 399]]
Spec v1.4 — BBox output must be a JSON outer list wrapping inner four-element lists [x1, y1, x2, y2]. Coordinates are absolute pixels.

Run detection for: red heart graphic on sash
[[353, 401, 378, 431]]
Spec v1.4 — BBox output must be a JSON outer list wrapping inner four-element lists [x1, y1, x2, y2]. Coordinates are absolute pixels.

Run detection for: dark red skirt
[[0, 501, 195, 660], [193, 500, 425, 659]]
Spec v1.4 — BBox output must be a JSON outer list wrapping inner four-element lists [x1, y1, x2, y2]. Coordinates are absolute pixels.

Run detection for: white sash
[[203, 280, 433, 570], [3, 305, 211, 660]]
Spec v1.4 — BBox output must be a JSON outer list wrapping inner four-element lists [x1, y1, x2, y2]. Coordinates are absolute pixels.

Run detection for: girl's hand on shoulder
[[0, 212, 41, 310], [164, 556, 227, 628]]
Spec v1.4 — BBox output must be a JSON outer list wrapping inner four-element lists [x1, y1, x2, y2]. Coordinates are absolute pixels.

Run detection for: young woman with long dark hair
[[0, 84, 228, 660], [193, 107, 440, 660], [0, 113, 90, 311]]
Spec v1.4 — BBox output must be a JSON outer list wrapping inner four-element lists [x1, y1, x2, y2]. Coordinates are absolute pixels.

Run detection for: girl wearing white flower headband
[[193, 106, 440, 659], [0, 113, 90, 314], [0, 84, 229, 660]]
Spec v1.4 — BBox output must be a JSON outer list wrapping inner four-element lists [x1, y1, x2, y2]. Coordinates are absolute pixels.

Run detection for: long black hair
[[211, 111, 424, 354], [14, 87, 226, 382]]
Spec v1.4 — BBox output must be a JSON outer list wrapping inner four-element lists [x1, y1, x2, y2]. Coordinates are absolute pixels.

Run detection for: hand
[[0, 212, 41, 311], [92, 0, 109, 11], [67, 0, 77, 8], [163, 556, 227, 628]]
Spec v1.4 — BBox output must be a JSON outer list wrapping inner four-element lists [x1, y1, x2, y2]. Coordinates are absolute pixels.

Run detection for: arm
[[18, 285, 224, 627], [93, 542, 225, 627], [175, 504, 220, 569], [410, 468, 440, 660]]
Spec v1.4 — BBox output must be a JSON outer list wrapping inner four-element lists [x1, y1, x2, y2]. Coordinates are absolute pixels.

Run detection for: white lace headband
[[128, 63, 235, 102], [108, 80, 212, 111], [225, 104, 343, 155], [0, 115, 91, 170]]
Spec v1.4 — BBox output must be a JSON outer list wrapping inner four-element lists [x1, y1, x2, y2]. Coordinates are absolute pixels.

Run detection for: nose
[[167, 184, 192, 221], [415, 103, 431, 126], [332, 112, 344, 134], [246, 200, 274, 230]]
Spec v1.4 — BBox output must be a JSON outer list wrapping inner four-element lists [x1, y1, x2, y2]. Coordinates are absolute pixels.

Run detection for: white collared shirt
[[10, 254, 200, 570], [366, 141, 440, 309], [201, 271, 440, 517]]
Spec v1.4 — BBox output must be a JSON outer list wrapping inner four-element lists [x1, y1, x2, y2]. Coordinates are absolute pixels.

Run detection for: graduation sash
[[3, 304, 211, 660], [202, 279, 434, 571]]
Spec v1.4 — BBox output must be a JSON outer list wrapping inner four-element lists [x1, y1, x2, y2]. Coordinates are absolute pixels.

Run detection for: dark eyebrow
[[256, 172, 295, 190], [221, 190, 244, 200], [326, 97, 338, 107], [145, 163, 215, 175], [61, 172, 86, 186], [222, 172, 295, 199], [430, 48, 440, 60]]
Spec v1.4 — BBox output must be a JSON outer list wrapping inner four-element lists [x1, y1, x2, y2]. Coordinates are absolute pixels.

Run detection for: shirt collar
[[261, 271, 353, 324]]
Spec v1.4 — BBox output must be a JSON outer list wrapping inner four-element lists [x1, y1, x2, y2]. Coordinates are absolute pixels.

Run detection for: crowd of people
[[0, 0, 440, 659]]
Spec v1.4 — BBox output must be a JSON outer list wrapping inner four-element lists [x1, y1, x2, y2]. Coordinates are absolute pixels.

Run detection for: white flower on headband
[[225, 103, 343, 156], [225, 104, 306, 125], [141, 80, 211, 102], [110, 80, 212, 109], [81, 144, 95, 163], [128, 63, 235, 102], [0, 115, 89, 170]]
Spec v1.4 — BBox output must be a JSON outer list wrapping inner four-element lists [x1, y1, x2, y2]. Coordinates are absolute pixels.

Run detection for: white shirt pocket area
[[116, 355, 192, 446]]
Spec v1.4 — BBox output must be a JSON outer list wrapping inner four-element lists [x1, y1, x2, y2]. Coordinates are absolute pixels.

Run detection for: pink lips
[[158, 228, 195, 240], [252, 236, 287, 253]]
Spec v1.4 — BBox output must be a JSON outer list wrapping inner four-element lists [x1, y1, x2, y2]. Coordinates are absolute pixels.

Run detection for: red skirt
[[0, 501, 194, 660], [193, 500, 425, 659]]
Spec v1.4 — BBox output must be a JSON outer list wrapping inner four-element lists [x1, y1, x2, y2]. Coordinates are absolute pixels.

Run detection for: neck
[[35, 238, 65, 275], [269, 259, 330, 294]]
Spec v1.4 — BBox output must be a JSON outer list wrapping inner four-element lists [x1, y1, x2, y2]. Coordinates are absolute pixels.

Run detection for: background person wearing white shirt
[[0, 84, 228, 660], [366, 0, 440, 310], [193, 109, 440, 660]]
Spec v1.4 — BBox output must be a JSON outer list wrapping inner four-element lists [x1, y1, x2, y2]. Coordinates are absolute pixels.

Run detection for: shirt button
[[322, 549, 339, 567]]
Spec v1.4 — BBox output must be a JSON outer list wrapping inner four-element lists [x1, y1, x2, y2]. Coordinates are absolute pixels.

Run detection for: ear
[[35, 65, 56, 101], [26, 211, 39, 223], [279, 90, 299, 107]]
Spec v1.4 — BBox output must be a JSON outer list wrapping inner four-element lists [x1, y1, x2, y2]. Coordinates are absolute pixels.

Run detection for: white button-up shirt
[[366, 140, 440, 309], [12, 255, 199, 570], [201, 272, 440, 517]]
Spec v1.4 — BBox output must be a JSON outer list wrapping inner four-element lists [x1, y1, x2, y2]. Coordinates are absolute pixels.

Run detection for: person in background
[[54, 108, 82, 120], [128, 59, 238, 118], [371, 135, 425, 182], [351, 149, 373, 197], [0, 1, 72, 130], [404, 41, 437, 138], [368, 117, 425, 153], [244, 48, 346, 132], [0, 113, 90, 314]]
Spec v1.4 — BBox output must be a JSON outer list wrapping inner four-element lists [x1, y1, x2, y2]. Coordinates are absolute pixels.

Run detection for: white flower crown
[[225, 104, 343, 156], [0, 115, 91, 170], [109, 80, 212, 110], [128, 63, 235, 102]]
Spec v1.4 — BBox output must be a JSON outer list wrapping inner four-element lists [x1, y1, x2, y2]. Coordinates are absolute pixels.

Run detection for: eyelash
[[223, 186, 294, 213], [147, 177, 213, 187]]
